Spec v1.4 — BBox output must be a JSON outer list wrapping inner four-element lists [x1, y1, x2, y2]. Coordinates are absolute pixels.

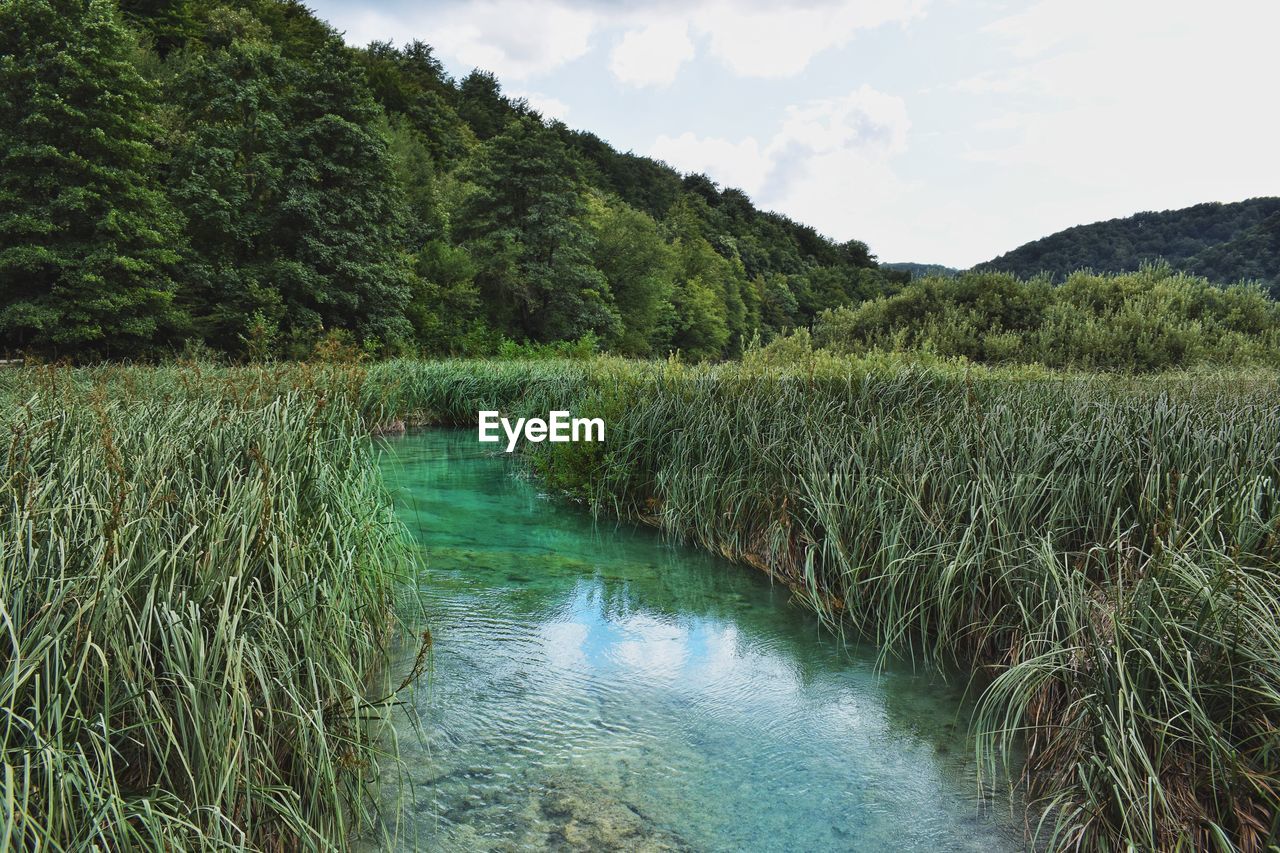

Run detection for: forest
[[0, 0, 895, 362], [977, 197, 1280, 295], [5, 0, 1280, 370]]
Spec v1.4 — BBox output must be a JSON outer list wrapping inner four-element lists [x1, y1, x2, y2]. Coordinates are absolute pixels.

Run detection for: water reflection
[[370, 429, 1025, 852]]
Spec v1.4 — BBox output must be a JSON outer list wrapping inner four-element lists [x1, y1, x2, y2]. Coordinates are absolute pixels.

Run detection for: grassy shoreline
[[369, 357, 1280, 851], [4, 357, 1279, 850], [0, 366, 421, 849]]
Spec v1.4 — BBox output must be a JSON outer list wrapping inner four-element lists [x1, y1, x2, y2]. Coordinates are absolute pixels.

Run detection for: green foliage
[[164, 16, 412, 356], [585, 194, 674, 355], [17, 0, 1276, 372], [0, 366, 420, 848], [361, 357, 1280, 852], [455, 117, 620, 344], [2, 0, 902, 361], [882, 261, 959, 279], [979, 197, 1280, 296], [0, 0, 184, 358], [119, 0, 196, 55], [816, 267, 1280, 371]]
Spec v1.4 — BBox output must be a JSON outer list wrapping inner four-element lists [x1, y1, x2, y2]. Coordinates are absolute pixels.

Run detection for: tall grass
[[5, 357, 1278, 850], [367, 356, 1280, 851], [0, 367, 419, 849]]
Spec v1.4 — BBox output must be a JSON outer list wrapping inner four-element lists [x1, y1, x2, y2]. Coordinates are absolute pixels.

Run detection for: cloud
[[507, 90, 572, 120], [316, 0, 925, 85], [688, 0, 925, 78], [610, 19, 695, 87], [649, 133, 770, 193], [650, 86, 911, 247], [314, 0, 600, 80], [607, 0, 925, 85], [955, 0, 1280, 188]]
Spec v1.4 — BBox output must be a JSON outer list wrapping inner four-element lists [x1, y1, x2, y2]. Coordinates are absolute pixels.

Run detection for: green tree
[[456, 69, 513, 141], [455, 117, 619, 343], [586, 194, 673, 355], [167, 12, 411, 354], [0, 0, 184, 358], [119, 0, 195, 55]]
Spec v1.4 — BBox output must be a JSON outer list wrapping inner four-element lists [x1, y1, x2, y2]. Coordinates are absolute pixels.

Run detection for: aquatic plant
[[365, 356, 1280, 851], [3, 357, 1278, 850], [0, 368, 419, 848]]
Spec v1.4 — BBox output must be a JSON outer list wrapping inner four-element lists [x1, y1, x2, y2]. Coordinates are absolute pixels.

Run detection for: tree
[[455, 117, 619, 343], [586, 194, 673, 355], [456, 70, 513, 141], [0, 0, 184, 358], [119, 0, 196, 55], [166, 13, 411, 354]]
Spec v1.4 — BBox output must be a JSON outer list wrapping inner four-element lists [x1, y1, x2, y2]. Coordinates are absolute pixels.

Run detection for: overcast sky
[[309, 0, 1280, 267]]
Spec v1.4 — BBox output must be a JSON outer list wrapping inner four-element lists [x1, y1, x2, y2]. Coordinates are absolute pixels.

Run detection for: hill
[[0, 0, 897, 361], [977, 198, 1280, 295]]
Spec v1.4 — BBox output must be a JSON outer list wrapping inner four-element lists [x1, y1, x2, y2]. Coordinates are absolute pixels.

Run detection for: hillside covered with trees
[[0, 0, 902, 361], [977, 198, 1280, 295]]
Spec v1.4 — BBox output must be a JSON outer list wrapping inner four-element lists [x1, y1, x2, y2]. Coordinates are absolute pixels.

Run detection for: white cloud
[[319, 0, 924, 85], [610, 19, 695, 87], [650, 85, 911, 249], [318, 0, 599, 80], [688, 0, 925, 78], [950, 0, 1280, 258], [607, 0, 925, 86], [650, 133, 770, 194], [507, 90, 572, 120], [650, 87, 931, 257]]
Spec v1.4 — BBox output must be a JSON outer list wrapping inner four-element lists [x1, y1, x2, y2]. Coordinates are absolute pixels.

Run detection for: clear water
[[371, 429, 1025, 852]]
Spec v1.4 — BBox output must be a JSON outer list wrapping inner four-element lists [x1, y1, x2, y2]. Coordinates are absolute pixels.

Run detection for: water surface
[[373, 428, 1023, 851]]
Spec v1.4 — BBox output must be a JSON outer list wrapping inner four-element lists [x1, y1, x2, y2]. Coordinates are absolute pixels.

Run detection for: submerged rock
[[534, 775, 690, 851]]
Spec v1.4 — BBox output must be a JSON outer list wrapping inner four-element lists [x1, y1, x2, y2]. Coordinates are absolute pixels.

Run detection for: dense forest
[[0, 0, 900, 361], [977, 198, 1280, 295], [882, 262, 959, 279], [4, 0, 1278, 368]]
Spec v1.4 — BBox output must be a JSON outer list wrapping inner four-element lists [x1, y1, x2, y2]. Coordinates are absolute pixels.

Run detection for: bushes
[[816, 266, 1280, 371]]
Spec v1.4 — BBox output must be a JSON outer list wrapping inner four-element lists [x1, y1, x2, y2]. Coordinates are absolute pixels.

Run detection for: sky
[[308, 0, 1280, 268]]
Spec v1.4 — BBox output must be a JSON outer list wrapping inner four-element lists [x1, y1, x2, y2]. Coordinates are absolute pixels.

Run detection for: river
[[370, 428, 1025, 851]]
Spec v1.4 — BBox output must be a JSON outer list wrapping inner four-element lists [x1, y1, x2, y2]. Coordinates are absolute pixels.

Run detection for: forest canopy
[[2, 0, 1277, 369], [977, 198, 1280, 297], [0, 0, 899, 361]]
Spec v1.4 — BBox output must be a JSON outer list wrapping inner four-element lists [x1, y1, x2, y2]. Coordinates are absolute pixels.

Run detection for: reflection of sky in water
[[369, 430, 1027, 852]]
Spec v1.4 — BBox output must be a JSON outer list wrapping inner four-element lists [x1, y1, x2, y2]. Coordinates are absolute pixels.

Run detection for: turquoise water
[[373, 429, 1025, 851]]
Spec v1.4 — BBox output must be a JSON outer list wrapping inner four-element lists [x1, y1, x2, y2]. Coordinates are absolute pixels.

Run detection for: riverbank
[[368, 357, 1280, 851], [0, 366, 421, 849], [3, 358, 1278, 850]]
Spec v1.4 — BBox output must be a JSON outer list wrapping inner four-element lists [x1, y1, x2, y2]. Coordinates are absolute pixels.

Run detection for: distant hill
[[978, 198, 1280, 296], [883, 262, 960, 279]]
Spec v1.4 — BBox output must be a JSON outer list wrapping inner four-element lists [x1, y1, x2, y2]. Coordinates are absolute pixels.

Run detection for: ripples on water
[[369, 429, 1025, 852]]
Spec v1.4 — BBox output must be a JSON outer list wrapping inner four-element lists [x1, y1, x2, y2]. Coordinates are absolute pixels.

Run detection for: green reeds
[[4, 357, 1277, 850], [0, 371, 418, 849], [368, 357, 1280, 851]]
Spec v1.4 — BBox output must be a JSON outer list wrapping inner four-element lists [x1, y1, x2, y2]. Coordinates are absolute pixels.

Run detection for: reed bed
[[367, 357, 1280, 851], [0, 367, 418, 849], [3, 358, 1278, 850]]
